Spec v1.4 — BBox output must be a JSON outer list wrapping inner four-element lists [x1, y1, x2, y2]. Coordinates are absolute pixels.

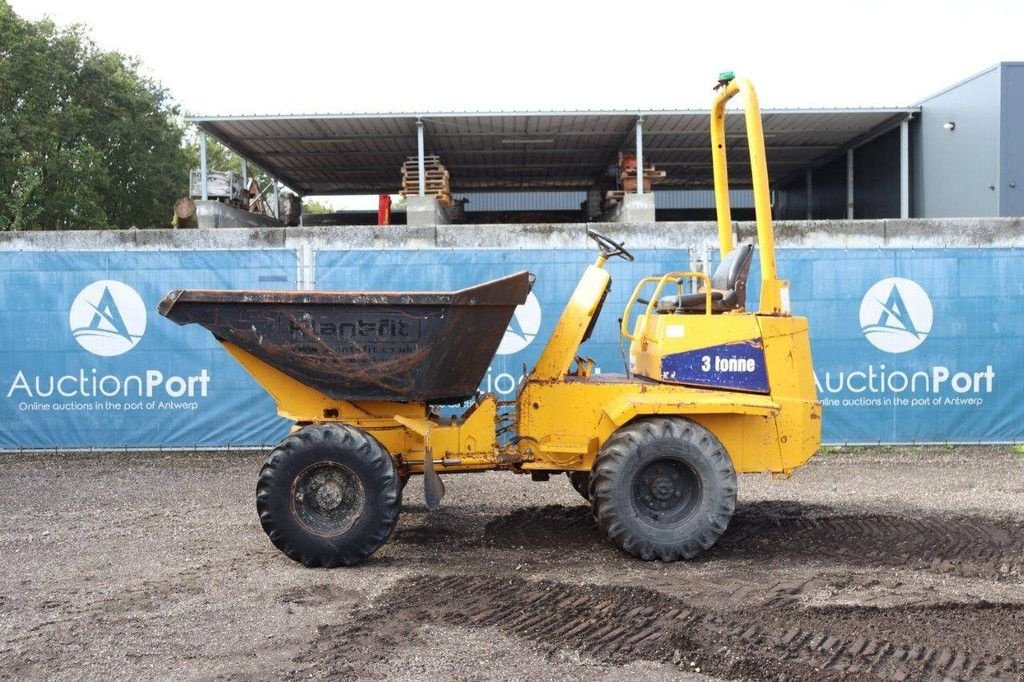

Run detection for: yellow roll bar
[[711, 75, 788, 315], [621, 272, 713, 341]]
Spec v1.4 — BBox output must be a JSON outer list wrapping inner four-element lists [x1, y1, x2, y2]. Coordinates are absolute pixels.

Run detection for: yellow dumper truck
[[159, 74, 821, 566]]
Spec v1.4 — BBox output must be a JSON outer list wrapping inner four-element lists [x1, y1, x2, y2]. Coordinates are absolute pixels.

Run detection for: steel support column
[[199, 131, 209, 201], [899, 119, 910, 218], [416, 119, 426, 197], [272, 178, 280, 220], [846, 149, 854, 220], [241, 158, 248, 188], [805, 170, 813, 220], [635, 117, 644, 196]]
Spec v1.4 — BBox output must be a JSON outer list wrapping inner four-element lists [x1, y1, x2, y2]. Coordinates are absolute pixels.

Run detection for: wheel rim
[[632, 457, 701, 525], [291, 461, 366, 537]]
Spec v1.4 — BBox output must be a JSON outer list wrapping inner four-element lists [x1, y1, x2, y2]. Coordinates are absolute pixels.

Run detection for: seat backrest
[[710, 243, 754, 309]]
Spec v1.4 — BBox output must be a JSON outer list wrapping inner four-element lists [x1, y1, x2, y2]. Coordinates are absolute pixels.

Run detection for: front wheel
[[589, 417, 736, 561], [256, 423, 401, 567]]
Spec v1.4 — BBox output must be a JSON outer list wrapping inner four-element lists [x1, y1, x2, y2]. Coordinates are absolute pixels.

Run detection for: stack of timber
[[400, 156, 454, 207], [171, 197, 198, 229], [603, 153, 667, 209]]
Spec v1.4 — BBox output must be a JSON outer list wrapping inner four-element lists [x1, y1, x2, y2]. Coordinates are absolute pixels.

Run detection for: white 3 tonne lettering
[[701, 355, 756, 373]]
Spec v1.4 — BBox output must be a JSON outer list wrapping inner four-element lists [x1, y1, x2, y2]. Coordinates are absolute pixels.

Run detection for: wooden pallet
[[400, 155, 454, 207], [401, 174, 450, 185], [620, 166, 667, 193], [400, 190, 454, 208]]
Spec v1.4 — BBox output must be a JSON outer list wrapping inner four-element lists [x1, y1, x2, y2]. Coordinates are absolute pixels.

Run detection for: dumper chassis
[[160, 75, 821, 566]]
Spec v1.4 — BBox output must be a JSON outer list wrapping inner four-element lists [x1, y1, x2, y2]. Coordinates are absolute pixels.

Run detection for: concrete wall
[[913, 65, 1001, 218], [3, 218, 1023, 253]]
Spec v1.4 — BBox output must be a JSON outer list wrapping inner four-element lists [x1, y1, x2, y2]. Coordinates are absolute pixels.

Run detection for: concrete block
[[883, 217, 1024, 247], [195, 200, 283, 229], [3, 218, 1023, 254], [598, 222, 710, 250], [613, 193, 656, 223], [405, 196, 449, 226], [748, 220, 888, 248], [286, 225, 437, 251], [436, 223, 585, 250]]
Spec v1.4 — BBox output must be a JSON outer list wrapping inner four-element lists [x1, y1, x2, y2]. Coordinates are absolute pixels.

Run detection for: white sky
[[12, 0, 1024, 207]]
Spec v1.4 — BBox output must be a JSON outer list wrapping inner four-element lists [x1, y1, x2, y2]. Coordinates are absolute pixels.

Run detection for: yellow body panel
[[515, 308, 820, 474], [631, 313, 763, 380], [222, 340, 502, 474], [532, 263, 611, 380], [515, 376, 787, 473]]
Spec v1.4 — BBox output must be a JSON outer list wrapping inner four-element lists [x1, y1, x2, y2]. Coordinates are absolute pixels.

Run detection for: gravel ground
[[1, 445, 1022, 680]]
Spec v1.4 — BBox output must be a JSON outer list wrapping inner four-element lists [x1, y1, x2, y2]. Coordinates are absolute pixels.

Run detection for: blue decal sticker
[[661, 340, 770, 393]]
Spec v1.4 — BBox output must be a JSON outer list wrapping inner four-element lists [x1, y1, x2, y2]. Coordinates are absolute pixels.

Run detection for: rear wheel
[[589, 417, 736, 561], [256, 423, 401, 567]]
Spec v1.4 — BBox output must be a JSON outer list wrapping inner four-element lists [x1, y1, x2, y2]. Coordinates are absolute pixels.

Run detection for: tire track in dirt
[[481, 501, 1024, 581], [298, 575, 1024, 680], [720, 501, 1024, 581]]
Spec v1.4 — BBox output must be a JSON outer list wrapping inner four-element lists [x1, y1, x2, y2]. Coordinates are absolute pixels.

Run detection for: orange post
[[377, 194, 392, 226]]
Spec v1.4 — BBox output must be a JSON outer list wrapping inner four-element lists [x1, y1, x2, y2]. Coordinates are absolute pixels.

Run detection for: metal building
[[189, 63, 1024, 224], [776, 62, 1024, 220]]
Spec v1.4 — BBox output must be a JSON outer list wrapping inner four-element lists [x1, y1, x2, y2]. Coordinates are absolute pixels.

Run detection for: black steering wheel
[[586, 229, 635, 262]]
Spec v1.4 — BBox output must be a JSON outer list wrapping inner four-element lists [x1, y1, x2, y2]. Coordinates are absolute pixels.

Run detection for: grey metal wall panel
[[651, 189, 757, 210], [454, 192, 587, 212], [914, 66, 1000, 217], [854, 128, 901, 219], [453, 189, 760, 213], [1000, 64, 1024, 216], [775, 178, 807, 220], [812, 156, 848, 219]]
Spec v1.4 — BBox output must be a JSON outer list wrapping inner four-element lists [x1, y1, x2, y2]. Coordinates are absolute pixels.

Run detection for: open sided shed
[[189, 107, 917, 221]]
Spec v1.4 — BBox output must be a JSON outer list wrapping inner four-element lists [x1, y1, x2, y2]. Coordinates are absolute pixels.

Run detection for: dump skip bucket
[[159, 271, 533, 403]]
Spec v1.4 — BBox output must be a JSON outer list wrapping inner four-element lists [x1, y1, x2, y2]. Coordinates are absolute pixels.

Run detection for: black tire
[[256, 423, 401, 567], [566, 471, 591, 501], [589, 417, 736, 561]]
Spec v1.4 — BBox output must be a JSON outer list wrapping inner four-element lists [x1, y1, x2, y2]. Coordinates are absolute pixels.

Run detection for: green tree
[[301, 200, 334, 215], [0, 1, 189, 230]]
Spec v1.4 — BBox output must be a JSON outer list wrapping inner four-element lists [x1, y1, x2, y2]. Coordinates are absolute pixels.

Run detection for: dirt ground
[[1, 446, 1023, 681]]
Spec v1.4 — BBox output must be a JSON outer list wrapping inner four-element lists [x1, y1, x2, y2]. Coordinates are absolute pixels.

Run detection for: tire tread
[[255, 423, 400, 567], [589, 417, 737, 562]]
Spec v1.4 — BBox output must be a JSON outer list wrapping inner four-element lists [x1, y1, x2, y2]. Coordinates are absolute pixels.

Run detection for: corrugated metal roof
[[189, 108, 918, 196]]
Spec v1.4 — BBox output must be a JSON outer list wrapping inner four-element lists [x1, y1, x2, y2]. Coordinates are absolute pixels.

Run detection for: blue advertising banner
[[768, 248, 1024, 443], [1, 245, 1021, 448], [318, 247, 1024, 444], [0, 250, 294, 449]]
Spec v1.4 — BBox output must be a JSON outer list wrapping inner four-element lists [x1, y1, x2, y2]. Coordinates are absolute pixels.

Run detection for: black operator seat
[[655, 243, 754, 314]]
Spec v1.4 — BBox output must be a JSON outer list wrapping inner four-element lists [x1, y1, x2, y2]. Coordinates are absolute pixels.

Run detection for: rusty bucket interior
[[158, 271, 533, 403]]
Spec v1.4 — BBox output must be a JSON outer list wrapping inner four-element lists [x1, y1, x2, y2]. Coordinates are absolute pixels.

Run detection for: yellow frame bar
[[621, 271, 713, 340], [711, 77, 787, 314]]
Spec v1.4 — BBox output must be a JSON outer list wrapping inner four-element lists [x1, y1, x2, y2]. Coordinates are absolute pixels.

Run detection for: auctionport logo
[[69, 280, 147, 357], [816, 275, 994, 407], [496, 291, 541, 355], [859, 278, 932, 354]]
